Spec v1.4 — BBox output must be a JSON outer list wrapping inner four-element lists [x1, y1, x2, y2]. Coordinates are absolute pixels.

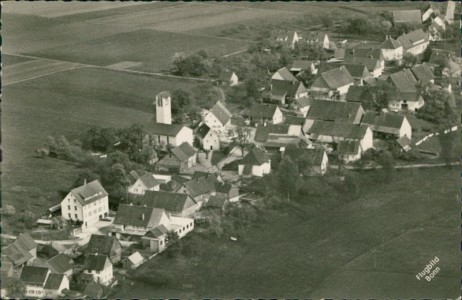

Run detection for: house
[[111, 204, 171, 237], [146, 122, 194, 148], [203, 101, 233, 134], [20, 266, 69, 298], [379, 35, 404, 62], [215, 182, 240, 202], [272, 67, 297, 82], [248, 104, 283, 125], [396, 136, 412, 152], [337, 140, 362, 163], [124, 252, 145, 270], [345, 48, 385, 67], [318, 62, 370, 86], [61, 179, 109, 228], [46, 253, 74, 277], [264, 134, 301, 152], [270, 79, 307, 105], [361, 112, 412, 139], [204, 195, 229, 212], [154, 91, 172, 125], [177, 175, 218, 205], [284, 115, 306, 126], [397, 29, 429, 56], [388, 91, 425, 112], [216, 70, 238, 86], [128, 171, 161, 195], [422, 5, 437, 22], [134, 190, 199, 217], [141, 217, 194, 253], [82, 254, 113, 286], [156, 142, 197, 174], [310, 66, 354, 97], [387, 69, 418, 93], [305, 100, 365, 124], [303, 120, 373, 152], [44, 273, 69, 298], [254, 124, 302, 145], [283, 146, 329, 176], [290, 60, 318, 75], [195, 123, 220, 151], [410, 64, 435, 84], [293, 96, 312, 116], [274, 30, 301, 49], [306, 32, 330, 49], [85, 234, 122, 264], [238, 147, 271, 177], [345, 85, 369, 103], [83, 283, 104, 299], [391, 10, 422, 25], [344, 56, 383, 77], [3, 232, 38, 271]]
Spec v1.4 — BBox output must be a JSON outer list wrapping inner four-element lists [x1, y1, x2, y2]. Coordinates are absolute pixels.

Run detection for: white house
[[306, 32, 330, 49], [362, 112, 412, 139], [147, 122, 193, 148], [303, 120, 373, 152], [195, 123, 220, 151], [128, 172, 161, 195], [20, 266, 69, 298], [397, 29, 429, 56], [388, 92, 425, 112], [310, 66, 354, 97], [238, 148, 271, 177], [124, 252, 145, 270], [44, 274, 69, 298], [61, 180, 109, 228], [203, 101, 232, 134], [82, 254, 113, 286], [142, 216, 194, 253], [249, 104, 283, 125], [379, 35, 404, 62], [337, 140, 362, 163]]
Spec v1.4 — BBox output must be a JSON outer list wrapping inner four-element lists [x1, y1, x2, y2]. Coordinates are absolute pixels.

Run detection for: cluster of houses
[[3, 3, 459, 298]]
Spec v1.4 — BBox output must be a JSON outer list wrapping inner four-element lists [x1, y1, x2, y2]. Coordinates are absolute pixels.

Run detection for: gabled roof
[[145, 224, 169, 238], [290, 60, 315, 71], [284, 146, 326, 165], [273, 67, 297, 82], [392, 10, 422, 24], [379, 36, 403, 49], [249, 104, 279, 119], [255, 124, 291, 143], [171, 142, 196, 162], [306, 100, 363, 123], [15, 233, 36, 252], [215, 182, 235, 194], [362, 112, 406, 135], [284, 116, 306, 126], [138, 173, 161, 189], [295, 96, 312, 108], [70, 180, 108, 206], [337, 140, 361, 155], [317, 62, 341, 74], [205, 194, 228, 209], [47, 253, 73, 274], [136, 190, 196, 214], [127, 252, 144, 265], [20, 266, 49, 285], [397, 136, 412, 151], [306, 32, 328, 43], [272, 80, 306, 98], [304, 120, 369, 140], [240, 148, 270, 166], [218, 70, 236, 81], [113, 204, 167, 228], [342, 64, 370, 79], [410, 64, 435, 84], [182, 176, 217, 198], [44, 273, 66, 290], [388, 69, 418, 93], [397, 29, 429, 50], [86, 235, 120, 256], [344, 57, 380, 72], [264, 134, 300, 148], [209, 101, 232, 126], [146, 122, 185, 137], [345, 48, 384, 61], [157, 91, 171, 98], [3, 242, 33, 266], [196, 124, 212, 139], [312, 66, 354, 89], [345, 85, 369, 102], [83, 254, 110, 272]]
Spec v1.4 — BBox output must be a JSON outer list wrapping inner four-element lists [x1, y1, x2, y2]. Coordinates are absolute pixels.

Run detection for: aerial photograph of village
[[1, 1, 460, 298]]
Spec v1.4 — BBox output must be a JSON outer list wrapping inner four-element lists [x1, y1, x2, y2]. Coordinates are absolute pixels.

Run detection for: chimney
[[84, 179, 87, 186], [141, 213, 145, 221]]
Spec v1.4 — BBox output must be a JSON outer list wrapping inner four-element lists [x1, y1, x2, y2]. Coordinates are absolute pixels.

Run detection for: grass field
[[114, 167, 459, 298], [2, 67, 197, 233]]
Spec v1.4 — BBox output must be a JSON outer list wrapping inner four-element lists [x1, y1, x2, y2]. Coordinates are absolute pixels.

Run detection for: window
[[75, 214, 78, 218], [68, 213, 71, 218], [68, 205, 71, 210], [75, 206, 77, 210], [74, 199, 76, 202], [160, 240, 163, 245], [186, 225, 189, 229]]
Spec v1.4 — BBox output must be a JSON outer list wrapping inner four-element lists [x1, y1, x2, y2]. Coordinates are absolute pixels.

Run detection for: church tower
[[155, 91, 172, 124]]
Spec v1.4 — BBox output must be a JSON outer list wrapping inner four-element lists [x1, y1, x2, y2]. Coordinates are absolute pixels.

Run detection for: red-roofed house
[[61, 180, 109, 228]]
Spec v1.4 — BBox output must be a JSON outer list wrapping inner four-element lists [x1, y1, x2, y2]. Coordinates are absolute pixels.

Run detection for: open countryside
[[1, 1, 460, 299]]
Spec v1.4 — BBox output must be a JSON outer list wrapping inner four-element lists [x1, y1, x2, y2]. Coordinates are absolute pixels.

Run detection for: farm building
[[361, 112, 412, 139], [46, 253, 74, 277], [310, 66, 354, 97], [128, 171, 161, 195], [270, 79, 308, 105], [238, 147, 271, 177], [337, 140, 362, 163], [203, 101, 233, 134], [85, 234, 122, 264], [396, 29, 429, 56], [391, 10, 422, 25], [283, 146, 329, 176], [20, 266, 69, 298], [410, 64, 435, 84], [156, 142, 197, 174], [272, 67, 297, 82], [216, 70, 238, 86], [248, 104, 283, 125], [134, 190, 199, 217], [124, 252, 145, 270], [305, 100, 365, 124], [111, 205, 171, 237], [195, 123, 220, 151], [290, 60, 318, 75], [305, 32, 330, 49]]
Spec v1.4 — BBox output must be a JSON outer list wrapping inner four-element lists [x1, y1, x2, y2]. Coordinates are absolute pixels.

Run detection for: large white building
[[82, 254, 113, 286], [61, 180, 109, 228], [155, 91, 172, 125]]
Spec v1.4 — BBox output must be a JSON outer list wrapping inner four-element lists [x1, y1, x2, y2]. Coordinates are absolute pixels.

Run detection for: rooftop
[[306, 100, 363, 123], [240, 147, 270, 166], [70, 180, 108, 206], [135, 190, 196, 213], [304, 120, 369, 140], [209, 101, 232, 126]]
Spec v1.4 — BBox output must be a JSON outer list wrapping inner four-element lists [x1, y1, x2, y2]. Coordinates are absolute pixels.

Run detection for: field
[[2, 66, 197, 233]]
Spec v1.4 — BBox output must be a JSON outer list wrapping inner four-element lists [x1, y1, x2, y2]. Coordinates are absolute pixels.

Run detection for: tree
[[377, 150, 394, 182], [171, 89, 193, 114], [6, 278, 26, 298], [297, 69, 316, 87], [417, 89, 456, 124], [439, 132, 456, 166], [403, 53, 418, 67], [230, 125, 251, 157], [364, 81, 398, 111], [72, 169, 101, 188], [321, 14, 334, 28], [166, 231, 182, 258], [277, 157, 300, 201], [422, 46, 433, 62], [192, 84, 224, 109]]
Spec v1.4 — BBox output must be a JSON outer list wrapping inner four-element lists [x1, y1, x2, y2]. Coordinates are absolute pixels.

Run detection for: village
[[1, 2, 460, 298]]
